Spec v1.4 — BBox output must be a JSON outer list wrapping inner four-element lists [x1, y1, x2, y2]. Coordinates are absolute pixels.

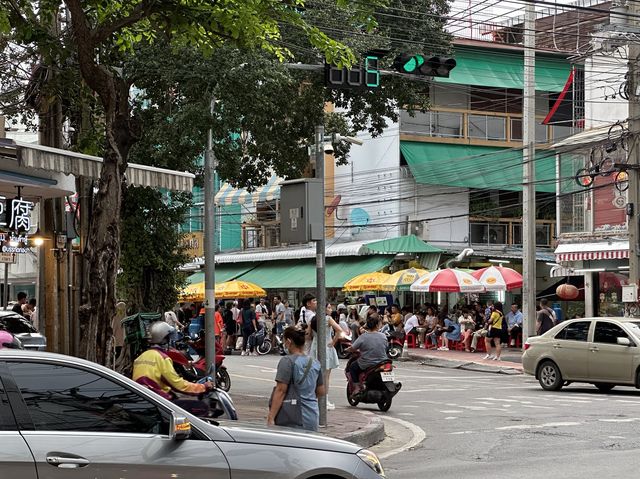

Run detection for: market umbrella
[[343, 272, 392, 292], [471, 266, 523, 291], [381, 268, 428, 291], [215, 280, 266, 299], [410, 268, 485, 293], [180, 281, 204, 302]]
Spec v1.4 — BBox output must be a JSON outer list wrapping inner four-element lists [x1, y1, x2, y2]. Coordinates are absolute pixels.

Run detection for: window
[[594, 322, 629, 345], [0, 377, 16, 430], [0, 315, 37, 334], [555, 321, 590, 341], [7, 362, 168, 434]]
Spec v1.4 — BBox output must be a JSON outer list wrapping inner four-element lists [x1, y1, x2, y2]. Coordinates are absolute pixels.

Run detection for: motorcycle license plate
[[381, 371, 395, 382]]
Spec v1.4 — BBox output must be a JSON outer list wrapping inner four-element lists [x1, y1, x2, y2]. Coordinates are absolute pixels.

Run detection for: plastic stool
[[406, 332, 417, 348]]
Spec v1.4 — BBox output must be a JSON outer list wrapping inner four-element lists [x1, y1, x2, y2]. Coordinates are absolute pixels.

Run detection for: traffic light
[[393, 54, 456, 78], [325, 56, 380, 89]]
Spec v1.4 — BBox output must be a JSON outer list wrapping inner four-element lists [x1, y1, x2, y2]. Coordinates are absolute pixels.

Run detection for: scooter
[[345, 356, 402, 412], [173, 364, 238, 421], [166, 335, 231, 392], [335, 333, 353, 359], [386, 330, 405, 360]]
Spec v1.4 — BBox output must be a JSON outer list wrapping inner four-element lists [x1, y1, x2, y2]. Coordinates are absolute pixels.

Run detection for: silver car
[[523, 317, 640, 392], [0, 350, 385, 479]]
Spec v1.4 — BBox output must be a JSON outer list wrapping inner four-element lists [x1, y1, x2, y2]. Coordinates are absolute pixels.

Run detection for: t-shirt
[[351, 331, 389, 369], [164, 311, 179, 328], [214, 311, 224, 336], [404, 315, 420, 334], [537, 308, 555, 335], [444, 318, 461, 341], [391, 312, 403, 327], [284, 307, 294, 326], [489, 311, 503, 330], [275, 303, 286, 322], [11, 303, 23, 316], [275, 354, 323, 431], [299, 307, 316, 327], [256, 304, 269, 319], [242, 308, 256, 330]]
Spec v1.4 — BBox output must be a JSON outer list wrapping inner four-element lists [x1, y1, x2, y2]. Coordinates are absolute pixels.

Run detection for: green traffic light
[[402, 55, 424, 73]]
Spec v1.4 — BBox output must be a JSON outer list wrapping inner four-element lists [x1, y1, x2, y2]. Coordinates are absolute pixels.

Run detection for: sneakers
[[493, 356, 501, 361], [240, 351, 246, 356], [437, 346, 449, 351], [327, 401, 336, 410], [510, 340, 516, 347], [483, 354, 495, 360]]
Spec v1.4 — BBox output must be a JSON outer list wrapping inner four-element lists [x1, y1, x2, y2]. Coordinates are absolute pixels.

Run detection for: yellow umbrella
[[381, 268, 428, 291], [180, 280, 266, 301], [343, 272, 392, 292], [215, 280, 266, 299]]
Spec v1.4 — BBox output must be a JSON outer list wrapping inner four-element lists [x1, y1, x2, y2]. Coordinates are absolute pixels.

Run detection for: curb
[[338, 410, 385, 448], [404, 354, 524, 375]]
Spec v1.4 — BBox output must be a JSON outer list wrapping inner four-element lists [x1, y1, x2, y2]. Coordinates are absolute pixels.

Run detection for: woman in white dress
[[310, 304, 343, 410]]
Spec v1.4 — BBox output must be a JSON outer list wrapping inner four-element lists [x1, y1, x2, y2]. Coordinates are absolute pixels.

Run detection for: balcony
[[400, 108, 578, 146], [241, 221, 281, 250], [469, 217, 555, 247]]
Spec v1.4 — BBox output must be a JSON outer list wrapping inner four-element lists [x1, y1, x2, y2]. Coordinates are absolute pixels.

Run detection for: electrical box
[[280, 179, 323, 244], [622, 284, 638, 303]]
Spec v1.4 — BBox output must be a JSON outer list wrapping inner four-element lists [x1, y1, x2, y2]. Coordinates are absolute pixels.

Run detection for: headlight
[[357, 449, 385, 477]]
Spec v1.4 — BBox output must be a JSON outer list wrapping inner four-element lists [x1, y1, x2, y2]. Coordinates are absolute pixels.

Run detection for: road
[[224, 352, 640, 478]]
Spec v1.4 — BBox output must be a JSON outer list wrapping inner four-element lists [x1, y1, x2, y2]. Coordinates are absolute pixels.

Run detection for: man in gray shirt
[[347, 316, 388, 394], [273, 295, 286, 334]]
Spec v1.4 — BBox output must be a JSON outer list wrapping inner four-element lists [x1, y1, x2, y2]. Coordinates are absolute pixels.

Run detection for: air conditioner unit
[[408, 215, 429, 240]]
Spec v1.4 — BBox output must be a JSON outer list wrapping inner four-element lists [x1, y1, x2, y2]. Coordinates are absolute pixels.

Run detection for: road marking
[[440, 410, 463, 413], [377, 416, 426, 460], [398, 413, 415, 417], [231, 373, 276, 383], [444, 416, 458, 420], [521, 405, 552, 409], [246, 365, 277, 373], [403, 405, 420, 408], [609, 435, 626, 439], [450, 430, 475, 435], [475, 397, 520, 402], [598, 418, 640, 423], [495, 421, 581, 431]]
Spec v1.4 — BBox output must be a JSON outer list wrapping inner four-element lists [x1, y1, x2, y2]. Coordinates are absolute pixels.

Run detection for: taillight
[[379, 363, 393, 372], [524, 342, 531, 351]]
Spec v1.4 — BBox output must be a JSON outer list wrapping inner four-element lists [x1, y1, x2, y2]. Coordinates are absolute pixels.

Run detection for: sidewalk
[[230, 394, 385, 448], [403, 347, 524, 374]]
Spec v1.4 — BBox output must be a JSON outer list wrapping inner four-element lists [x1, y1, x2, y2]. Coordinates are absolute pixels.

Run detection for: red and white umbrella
[[471, 266, 523, 291], [410, 269, 485, 293]]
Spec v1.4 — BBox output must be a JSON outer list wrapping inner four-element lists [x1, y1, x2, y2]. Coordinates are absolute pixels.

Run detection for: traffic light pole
[[522, 3, 537, 341], [204, 97, 217, 381]]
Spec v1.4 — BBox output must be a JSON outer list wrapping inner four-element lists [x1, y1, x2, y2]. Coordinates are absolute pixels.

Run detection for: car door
[[548, 320, 591, 380], [588, 321, 635, 383], [3, 359, 230, 479], [0, 370, 38, 478]]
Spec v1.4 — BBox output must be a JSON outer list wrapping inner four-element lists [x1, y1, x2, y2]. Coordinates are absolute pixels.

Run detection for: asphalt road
[[224, 352, 640, 479]]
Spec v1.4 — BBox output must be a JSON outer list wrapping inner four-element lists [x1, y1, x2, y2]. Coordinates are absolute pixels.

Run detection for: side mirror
[[169, 413, 191, 441], [617, 337, 632, 347]]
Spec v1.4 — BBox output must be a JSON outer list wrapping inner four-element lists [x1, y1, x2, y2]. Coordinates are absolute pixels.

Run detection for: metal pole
[[315, 124, 327, 426], [522, 2, 537, 342], [204, 97, 217, 381], [628, 1, 640, 305], [3, 262, 8, 310]]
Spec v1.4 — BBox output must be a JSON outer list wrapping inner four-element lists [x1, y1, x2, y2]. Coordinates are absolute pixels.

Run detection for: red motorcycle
[[386, 330, 405, 360], [166, 335, 231, 392]]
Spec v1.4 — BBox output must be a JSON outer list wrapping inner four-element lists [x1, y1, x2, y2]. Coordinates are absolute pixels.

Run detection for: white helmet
[[149, 321, 175, 345]]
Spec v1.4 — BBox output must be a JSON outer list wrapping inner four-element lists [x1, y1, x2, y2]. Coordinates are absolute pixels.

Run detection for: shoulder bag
[[269, 355, 314, 427]]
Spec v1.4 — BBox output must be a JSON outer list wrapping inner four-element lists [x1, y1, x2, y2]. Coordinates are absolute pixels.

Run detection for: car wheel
[[538, 360, 563, 391], [595, 383, 615, 393]]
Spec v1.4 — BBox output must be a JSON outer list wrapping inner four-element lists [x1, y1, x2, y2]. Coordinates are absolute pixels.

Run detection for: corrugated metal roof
[[0, 139, 194, 192], [215, 240, 371, 264]]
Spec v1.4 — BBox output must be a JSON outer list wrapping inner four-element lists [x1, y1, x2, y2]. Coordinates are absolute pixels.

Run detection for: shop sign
[[0, 253, 16, 264], [182, 232, 204, 259]]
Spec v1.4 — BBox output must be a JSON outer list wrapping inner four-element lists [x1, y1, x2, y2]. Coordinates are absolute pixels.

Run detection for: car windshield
[[0, 315, 37, 334], [627, 322, 640, 338]]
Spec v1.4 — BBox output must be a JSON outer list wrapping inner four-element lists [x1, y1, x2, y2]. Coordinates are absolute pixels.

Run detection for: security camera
[[324, 142, 334, 154]]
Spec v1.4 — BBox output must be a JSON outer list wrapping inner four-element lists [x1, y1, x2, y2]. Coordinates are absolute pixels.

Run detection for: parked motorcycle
[[386, 330, 405, 360], [335, 332, 353, 359], [345, 356, 402, 412], [166, 334, 231, 392]]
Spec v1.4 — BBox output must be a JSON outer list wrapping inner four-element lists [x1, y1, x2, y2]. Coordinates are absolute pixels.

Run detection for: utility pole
[[204, 97, 217, 380], [522, 2, 537, 341], [628, 0, 640, 300], [315, 125, 327, 427]]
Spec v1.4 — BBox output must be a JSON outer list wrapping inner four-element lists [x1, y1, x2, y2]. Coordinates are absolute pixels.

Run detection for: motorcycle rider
[[346, 314, 389, 395], [133, 322, 214, 401]]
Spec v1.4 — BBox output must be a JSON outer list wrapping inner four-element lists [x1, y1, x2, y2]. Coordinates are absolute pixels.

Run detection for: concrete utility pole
[[315, 125, 327, 427], [522, 2, 537, 341], [204, 97, 217, 380], [627, 1, 640, 297]]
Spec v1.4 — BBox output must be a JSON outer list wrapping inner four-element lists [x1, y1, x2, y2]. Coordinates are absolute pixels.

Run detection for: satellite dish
[[326, 195, 342, 217], [350, 208, 370, 229]]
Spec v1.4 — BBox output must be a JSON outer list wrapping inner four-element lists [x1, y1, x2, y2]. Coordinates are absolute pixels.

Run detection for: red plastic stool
[[406, 332, 417, 348]]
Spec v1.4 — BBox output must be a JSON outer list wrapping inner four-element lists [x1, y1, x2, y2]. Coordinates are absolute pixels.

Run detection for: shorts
[[488, 328, 502, 339]]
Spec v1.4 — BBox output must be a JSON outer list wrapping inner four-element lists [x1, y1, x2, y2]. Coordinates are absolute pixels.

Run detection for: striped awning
[[555, 241, 629, 262], [215, 174, 281, 206]]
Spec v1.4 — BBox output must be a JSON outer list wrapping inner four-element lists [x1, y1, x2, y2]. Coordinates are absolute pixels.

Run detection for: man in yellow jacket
[[133, 321, 213, 400]]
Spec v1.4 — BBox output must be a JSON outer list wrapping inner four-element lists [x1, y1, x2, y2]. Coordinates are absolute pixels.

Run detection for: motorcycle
[[386, 330, 405, 360], [166, 334, 231, 392], [335, 332, 353, 359], [174, 365, 238, 421], [345, 356, 402, 412]]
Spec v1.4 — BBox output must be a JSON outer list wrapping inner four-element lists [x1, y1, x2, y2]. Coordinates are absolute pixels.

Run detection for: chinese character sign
[[8, 198, 34, 233]]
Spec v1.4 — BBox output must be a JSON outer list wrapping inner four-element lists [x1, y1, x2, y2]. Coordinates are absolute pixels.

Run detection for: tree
[[0, 0, 383, 364]]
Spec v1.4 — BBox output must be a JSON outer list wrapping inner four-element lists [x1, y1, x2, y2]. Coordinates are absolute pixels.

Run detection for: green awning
[[400, 142, 557, 192], [235, 255, 394, 289], [435, 48, 571, 92], [185, 264, 257, 285], [363, 235, 443, 254]]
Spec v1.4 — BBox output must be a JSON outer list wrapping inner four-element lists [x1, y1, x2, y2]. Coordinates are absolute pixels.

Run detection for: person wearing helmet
[[0, 330, 22, 349], [132, 321, 213, 401]]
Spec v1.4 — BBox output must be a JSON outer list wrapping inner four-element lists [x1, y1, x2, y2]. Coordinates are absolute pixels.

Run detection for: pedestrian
[[310, 304, 343, 410], [21, 300, 34, 322], [427, 310, 447, 348], [299, 293, 317, 329], [337, 304, 350, 335], [273, 295, 286, 335], [506, 303, 523, 346], [439, 313, 461, 351], [164, 309, 184, 332], [283, 299, 294, 327], [404, 309, 420, 336], [458, 307, 476, 352], [484, 301, 505, 361], [223, 302, 236, 350], [214, 303, 224, 340], [267, 327, 324, 431], [28, 298, 38, 330], [347, 306, 362, 339], [241, 299, 258, 356], [256, 298, 270, 322], [12, 292, 27, 316], [536, 298, 556, 336]]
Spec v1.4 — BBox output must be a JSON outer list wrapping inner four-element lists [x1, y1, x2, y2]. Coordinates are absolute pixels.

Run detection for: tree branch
[[91, 0, 160, 45]]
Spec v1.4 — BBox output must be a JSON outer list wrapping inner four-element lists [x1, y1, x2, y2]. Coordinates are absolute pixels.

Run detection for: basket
[[122, 312, 163, 358]]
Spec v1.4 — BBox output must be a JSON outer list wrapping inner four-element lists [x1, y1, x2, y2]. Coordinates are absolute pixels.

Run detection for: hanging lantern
[[556, 284, 579, 300]]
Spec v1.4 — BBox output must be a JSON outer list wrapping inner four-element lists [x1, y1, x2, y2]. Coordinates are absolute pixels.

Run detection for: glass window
[[594, 322, 628, 345], [555, 321, 590, 341], [0, 315, 37, 334], [0, 377, 16, 430], [7, 362, 168, 434]]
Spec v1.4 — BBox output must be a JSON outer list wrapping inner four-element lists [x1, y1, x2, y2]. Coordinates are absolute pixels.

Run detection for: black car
[[0, 311, 46, 350]]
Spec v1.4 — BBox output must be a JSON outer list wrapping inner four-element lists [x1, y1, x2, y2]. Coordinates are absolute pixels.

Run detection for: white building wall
[[584, 46, 628, 129]]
